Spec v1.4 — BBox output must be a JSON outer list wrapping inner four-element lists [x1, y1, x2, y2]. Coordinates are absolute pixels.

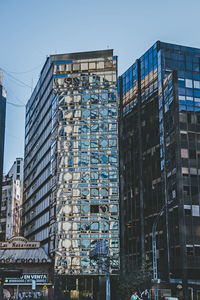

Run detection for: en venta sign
[[4, 274, 48, 285], [0, 236, 40, 249]]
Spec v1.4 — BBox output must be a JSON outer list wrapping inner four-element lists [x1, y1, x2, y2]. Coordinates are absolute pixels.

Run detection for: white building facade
[[0, 158, 23, 241]]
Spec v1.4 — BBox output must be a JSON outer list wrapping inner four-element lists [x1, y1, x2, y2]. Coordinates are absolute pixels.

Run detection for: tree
[[112, 262, 152, 300]]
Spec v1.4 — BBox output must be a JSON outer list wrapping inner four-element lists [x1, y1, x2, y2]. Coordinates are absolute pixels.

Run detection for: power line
[[6, 86, 26, 105], [7, 101, 25, 108], [5, 76, 29, 89], [0, 67, 32, 89], [4, 70, 32, 89], [0, 64, 42, 74]]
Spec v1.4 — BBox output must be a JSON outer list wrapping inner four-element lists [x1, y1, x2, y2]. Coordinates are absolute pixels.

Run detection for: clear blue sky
[[1, 0, 200, 173]]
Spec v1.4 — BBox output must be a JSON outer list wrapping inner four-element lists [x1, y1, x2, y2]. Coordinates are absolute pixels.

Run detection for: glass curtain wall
[[120, 41, 200, 298], [53, 53, 120, 276]]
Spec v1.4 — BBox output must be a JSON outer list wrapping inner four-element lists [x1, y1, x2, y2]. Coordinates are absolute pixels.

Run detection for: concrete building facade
[[0, 71, 6, 211]]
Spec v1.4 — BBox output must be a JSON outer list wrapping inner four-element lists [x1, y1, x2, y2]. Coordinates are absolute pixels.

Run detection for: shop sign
[[0, 236, 40, 249], [4, 274, 48, 285]]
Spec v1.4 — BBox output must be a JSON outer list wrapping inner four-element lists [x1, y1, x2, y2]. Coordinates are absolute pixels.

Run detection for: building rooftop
[[50, 49, 114, 62]]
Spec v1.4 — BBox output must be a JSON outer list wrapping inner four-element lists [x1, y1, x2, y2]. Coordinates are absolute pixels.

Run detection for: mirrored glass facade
[[53, 52, 119, 276], [23, 50, 119, 282], [120, 41, 200, 297]]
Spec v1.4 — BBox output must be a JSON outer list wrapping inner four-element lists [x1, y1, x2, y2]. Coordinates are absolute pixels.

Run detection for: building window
[[90, 205, 99, 213]]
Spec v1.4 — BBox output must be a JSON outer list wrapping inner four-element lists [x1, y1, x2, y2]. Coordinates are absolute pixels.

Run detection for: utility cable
[[0, 64, 42, 74], [5, 86, 26, 105], [0, 67, 32, 89], [7, 101, 25, 107], [6, 88, 26, 105]]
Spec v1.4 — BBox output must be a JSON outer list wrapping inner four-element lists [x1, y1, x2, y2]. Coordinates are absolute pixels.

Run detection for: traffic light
[[0, 278, 2, 285]]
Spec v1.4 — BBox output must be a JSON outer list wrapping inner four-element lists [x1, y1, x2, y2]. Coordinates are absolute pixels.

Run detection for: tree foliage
[[112, 262, 152, 300]]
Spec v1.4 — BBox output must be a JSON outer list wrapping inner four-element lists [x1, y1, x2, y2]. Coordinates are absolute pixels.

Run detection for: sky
[[1, 0, 200, 173]]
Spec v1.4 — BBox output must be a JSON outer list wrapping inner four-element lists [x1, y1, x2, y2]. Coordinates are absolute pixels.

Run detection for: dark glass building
[[0, 72, 6, 211], [119, 41, 200, 300]]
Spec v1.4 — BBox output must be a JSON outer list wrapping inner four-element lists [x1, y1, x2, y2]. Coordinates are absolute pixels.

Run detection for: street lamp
[[152, 200, 173, 300], [89, 239, 110, 300]]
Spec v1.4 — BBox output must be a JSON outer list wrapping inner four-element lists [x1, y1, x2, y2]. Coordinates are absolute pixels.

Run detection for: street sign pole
[[152, 201, 174, 300], [152, 204, 166, 300], [32, 279, 36, 291], [106, 274, 110, 300], [16, 285, 19, 299], [90, 239, 110, 300]]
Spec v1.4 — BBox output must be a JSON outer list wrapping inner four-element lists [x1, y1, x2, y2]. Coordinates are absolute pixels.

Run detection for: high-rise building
[[23, 50, 119, 297], [119, 41, 200, 299], [0, 71, 6, 211], [0, 158, 23, 241]]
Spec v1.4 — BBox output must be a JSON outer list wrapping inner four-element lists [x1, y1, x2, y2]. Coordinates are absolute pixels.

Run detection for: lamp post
[[152, 201, 173, 300], [89, 239, 110, 300]]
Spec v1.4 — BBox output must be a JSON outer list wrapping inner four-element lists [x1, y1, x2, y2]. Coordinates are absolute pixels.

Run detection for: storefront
[[0, 236, 53, 299]]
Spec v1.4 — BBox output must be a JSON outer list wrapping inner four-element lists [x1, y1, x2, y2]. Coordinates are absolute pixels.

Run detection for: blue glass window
[[179, 105, 186, 111], [185, 79, 193, 88], [194, 98, 200, 106], [193, 63, 199, 72], [178, 87, 185, 95], [186, 62, 192, 71], [194, 89, 200, 97], [186, 100, 193, 106], [178, 79, 185, 87], [100, 155, 108, 163], [193, 73, 200, 80], [179, 100, 186, 105], [101, 171, 108, 179], [186, 89, 193, 97], [178, 61, 185, 70]]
